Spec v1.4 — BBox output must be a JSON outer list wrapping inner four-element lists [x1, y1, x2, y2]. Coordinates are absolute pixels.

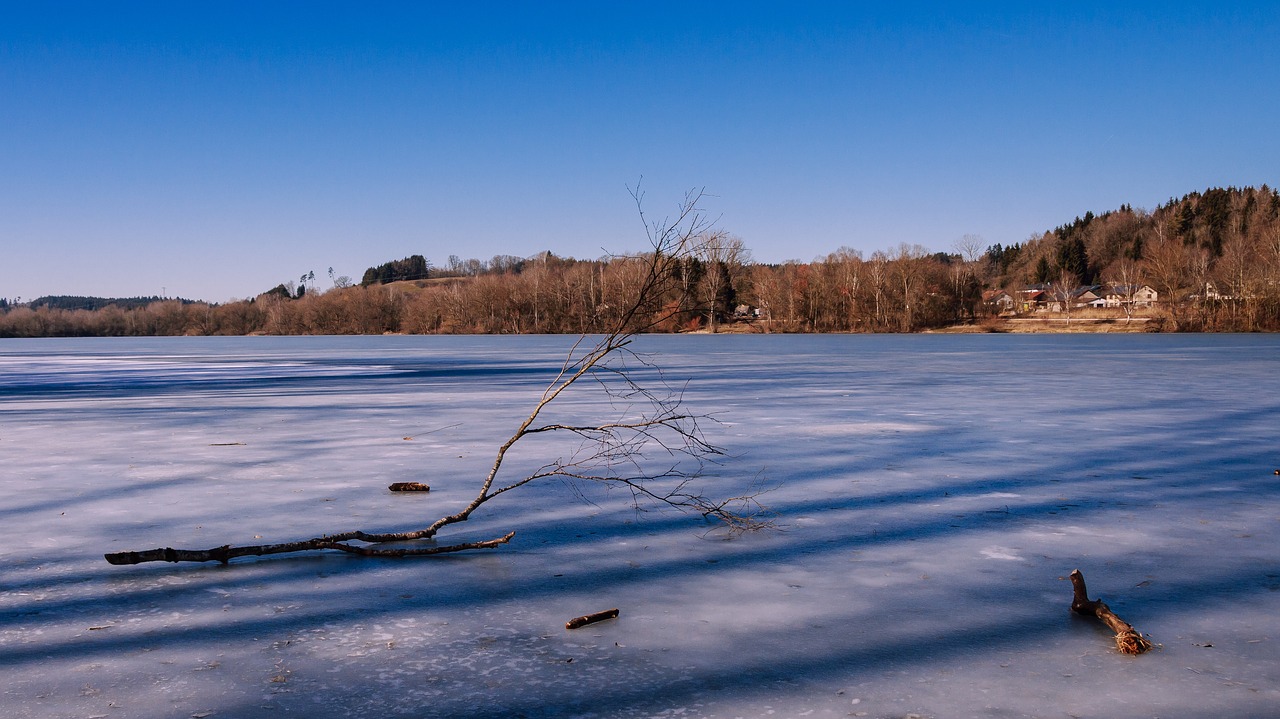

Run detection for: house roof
[[1105, 284, 1156, 296]]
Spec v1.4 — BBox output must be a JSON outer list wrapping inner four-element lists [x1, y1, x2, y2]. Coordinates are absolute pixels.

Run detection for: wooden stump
[[1069, 569, 1152, 654]]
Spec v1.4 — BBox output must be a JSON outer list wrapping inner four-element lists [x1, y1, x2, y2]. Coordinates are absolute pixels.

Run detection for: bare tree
[[1143, 222, 1194, 329], [105, 188, 767, 566], [954, 234, 984, 264], [866, 252, 890, 330], [1214, 236, 1259, 330], [1186, 246, 1214, 330], [951, 235, 984, 323], [825, 247, 863, 331], [748, 263, 783, 331], [890, 243, 929, 332], [1107, 258, 1143, 324], [328, 267, 353, 290], [695, 231, 751, 332], [1048, 269, 1079, 326]]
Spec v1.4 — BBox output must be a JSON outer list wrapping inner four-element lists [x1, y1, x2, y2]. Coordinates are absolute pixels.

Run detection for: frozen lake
[[2, 334, 1278, 718]]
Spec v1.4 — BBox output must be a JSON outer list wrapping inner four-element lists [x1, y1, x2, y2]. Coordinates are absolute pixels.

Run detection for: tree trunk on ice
[[1069, 569, 1152, 655]]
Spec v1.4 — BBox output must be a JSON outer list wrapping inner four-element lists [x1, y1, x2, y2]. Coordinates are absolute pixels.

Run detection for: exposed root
[[1069, 569, 1153, 655]]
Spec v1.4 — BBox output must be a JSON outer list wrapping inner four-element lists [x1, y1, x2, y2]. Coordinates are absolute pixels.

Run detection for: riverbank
[[708, 313, 1165, 334], [931, 315, 1160, 333]]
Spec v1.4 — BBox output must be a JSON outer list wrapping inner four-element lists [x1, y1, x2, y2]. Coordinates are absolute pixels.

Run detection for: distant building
[[1104, 285, 1158, 308], [982, 290, 1015, 313], [1072, 285, 1106, 309], [1018, 285, 1050, 312]]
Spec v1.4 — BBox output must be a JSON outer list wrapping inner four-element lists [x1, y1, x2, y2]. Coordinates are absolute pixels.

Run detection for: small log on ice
[[566, 608, 620, 630], [1069, 569, 1152, 654], [388, 482, 430, 492]]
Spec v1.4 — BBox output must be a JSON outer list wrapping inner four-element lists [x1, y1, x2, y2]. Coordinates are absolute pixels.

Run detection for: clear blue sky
[[3, 2, 1277, 303]]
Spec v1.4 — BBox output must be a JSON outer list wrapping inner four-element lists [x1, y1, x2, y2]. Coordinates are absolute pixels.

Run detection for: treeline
[[361, 255, 430, 286], [4, 185, 1279, 337], [982, 185, 1280, 331], [30, 295, 193, 311]]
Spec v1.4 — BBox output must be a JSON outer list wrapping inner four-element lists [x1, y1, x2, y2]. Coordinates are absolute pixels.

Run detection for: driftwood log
[[104, 531, 514, 565], [1069, 569, 1152, 654], [566, 608, 620, 629], [388, 482, 430, 492]]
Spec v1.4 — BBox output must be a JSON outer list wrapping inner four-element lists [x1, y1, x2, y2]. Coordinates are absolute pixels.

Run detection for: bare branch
[[105, 532, 516, 566], [105, 186, 767, 566]]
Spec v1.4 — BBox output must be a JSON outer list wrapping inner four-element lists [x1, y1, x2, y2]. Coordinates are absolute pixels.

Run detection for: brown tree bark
[[566, 608, 620, 629], [104, 532, 515, 565], [1069, 569, 1152, 654]]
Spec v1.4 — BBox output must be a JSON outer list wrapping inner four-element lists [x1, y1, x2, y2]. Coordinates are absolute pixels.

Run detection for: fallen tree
[[1069, 569, 1153, 654], [106, 187, 767, 567]]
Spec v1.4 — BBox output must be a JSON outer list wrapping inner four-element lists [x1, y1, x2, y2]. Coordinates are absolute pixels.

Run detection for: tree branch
[[105, 532, 516, 565], [104, 185, 768, 567]]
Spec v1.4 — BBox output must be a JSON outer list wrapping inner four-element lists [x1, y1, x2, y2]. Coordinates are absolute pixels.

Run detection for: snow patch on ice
[[979, 546, 1023, 561]]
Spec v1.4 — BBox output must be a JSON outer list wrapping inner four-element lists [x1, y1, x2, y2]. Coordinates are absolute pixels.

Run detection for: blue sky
[[3, 2, 1277, 302]]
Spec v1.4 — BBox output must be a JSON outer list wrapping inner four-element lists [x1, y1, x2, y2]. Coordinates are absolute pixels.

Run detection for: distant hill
[[29, 295, 194, 311]]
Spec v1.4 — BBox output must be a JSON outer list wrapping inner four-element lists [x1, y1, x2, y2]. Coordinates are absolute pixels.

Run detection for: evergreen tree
[[1033, 255, 1053, 284], [1126, 235, 1144, 261], [713, 261, 736, 317], [1174, 202, 1195, 241], [361, 255, 431, 286], [1199, 187, 1231, 256], [1056, 237, 1092, 285]]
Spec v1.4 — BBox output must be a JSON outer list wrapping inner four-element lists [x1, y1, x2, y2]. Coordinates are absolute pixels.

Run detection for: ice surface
[[2, 334, 1279, 718]]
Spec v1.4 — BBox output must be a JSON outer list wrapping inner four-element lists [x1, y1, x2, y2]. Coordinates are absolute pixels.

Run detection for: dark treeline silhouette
[[29, 295, 194, 311], [361, 255, 431, 286], [4, 186, 1280, 337]]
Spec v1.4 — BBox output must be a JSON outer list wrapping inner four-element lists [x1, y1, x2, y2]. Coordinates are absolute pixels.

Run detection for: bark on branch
[[1069, 569, 1153, 655], [566, 608, 620, 629], [388, 482, 430, 492], [104, 532, 515, 565]]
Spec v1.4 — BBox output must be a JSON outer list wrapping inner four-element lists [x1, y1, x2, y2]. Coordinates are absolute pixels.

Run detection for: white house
[[1104, 285, 1158, 308]]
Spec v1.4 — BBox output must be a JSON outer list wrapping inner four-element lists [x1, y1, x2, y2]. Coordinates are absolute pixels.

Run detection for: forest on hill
[[3, 185, 1279, 337]]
